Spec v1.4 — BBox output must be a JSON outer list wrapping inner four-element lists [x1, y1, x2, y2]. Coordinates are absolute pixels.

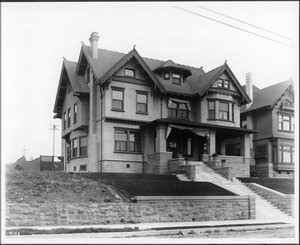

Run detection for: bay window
[[278, 114, 294, 132]]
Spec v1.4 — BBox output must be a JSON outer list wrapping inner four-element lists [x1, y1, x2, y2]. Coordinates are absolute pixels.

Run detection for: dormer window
[[172, 73, 181, 85], [164, 72, 170, 80], [124, 68, 135, 77], [217, 79, 229, 89]]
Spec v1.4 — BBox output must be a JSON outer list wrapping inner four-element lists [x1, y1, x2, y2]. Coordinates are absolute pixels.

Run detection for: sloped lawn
[[237, 177, 294, 194]]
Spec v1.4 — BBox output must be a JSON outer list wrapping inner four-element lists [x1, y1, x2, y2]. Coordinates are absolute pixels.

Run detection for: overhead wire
[[173, 6, 293, 48], [199, 6, 294, 41]]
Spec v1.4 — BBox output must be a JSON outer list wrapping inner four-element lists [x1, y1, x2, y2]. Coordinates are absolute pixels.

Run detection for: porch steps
[[178, 161, 292, 221]]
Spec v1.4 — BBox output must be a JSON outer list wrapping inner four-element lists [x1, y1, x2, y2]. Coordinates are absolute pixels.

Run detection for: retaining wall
[[6, 196, 255, 227]]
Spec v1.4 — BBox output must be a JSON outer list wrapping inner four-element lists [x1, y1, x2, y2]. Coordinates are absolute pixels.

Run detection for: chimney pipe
[[246, 72, 253, 108], [89, 32, 99, 59]]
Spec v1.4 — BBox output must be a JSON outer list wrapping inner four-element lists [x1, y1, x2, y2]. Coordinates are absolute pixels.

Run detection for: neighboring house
[[53, 32, 255, 177], [12, 156, 63, 172], [241, 73, 294, 178]]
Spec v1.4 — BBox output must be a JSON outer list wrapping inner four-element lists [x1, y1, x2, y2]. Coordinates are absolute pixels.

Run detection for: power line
[[173, 6, 293, 48], [199, 6, 294, 41]]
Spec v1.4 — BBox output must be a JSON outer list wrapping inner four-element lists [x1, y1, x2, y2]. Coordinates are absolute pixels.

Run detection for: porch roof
[[141, 118, 257, 134]]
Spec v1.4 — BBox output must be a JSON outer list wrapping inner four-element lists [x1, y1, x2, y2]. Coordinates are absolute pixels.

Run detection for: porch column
[[209, 131, 216, 155], [156, 124, 167, 152], [240, 133, 250, 158]]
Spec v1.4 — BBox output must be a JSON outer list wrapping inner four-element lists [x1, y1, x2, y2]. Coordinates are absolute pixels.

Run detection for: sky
[[1, 1, 299, 164]]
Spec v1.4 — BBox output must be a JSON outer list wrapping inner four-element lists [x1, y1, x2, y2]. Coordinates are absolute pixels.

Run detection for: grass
[[6, 170, 237, 205], [237, 177, 294, 194]]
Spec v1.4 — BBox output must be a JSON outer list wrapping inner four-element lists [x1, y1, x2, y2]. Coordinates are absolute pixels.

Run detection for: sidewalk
[[6, 217, 295, 232]]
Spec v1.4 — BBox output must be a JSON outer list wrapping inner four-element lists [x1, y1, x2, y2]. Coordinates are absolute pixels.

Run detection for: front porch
[[141, 119, 255, 178]]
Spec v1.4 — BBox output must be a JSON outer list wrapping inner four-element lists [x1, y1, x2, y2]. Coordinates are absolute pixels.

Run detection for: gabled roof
[[241, 80, 293, 113], [53, 60, 89, 114], [153, 59, 192, 78], [189, 62, 251, 103]]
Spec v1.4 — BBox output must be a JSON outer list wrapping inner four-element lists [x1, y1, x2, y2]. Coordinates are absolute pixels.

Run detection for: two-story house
[[241, 73, 294, 178], [53, 32, 255, 177]]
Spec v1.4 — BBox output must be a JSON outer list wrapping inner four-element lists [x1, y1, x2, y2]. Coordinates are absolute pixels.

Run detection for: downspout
[[99, 82, 104, 172]]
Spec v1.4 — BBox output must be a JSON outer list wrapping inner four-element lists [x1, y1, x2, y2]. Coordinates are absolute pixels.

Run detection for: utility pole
[[21, 145, 27, 156], [50, 124, 59, 159]]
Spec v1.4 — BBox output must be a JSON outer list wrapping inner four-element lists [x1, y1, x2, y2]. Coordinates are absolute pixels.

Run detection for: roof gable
[[241, 80, 293, 113], [53, 60, 89, 114], [190, 63, 251, 103]]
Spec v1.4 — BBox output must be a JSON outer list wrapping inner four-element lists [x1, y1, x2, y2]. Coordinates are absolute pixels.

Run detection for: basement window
[[80, 165, 87, 171], [126, 164, 130, 168]]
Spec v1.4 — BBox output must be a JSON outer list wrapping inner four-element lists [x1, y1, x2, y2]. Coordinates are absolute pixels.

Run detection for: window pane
[[208, 101, 215, 110], [113, 90, 123, 100], [115, 141, 127, 151], [173, 73, 180, 79], [115, 131, 127, 141], [168, 108, 177, 117], [137, 103, 147, 113], [187, 138, 192, 155], [125, 69, 135, 77], [179, 109, 188, 118], [130, 132, 141, 142], [130, 142, 141, 152], [208, 110, 215, 119], [73, 138, 78, 148], [217, 79, 223, 87], [164, 72, 170, 79], [137, 93, 147, 103], [283, 150, 291, 162], [219, 111, 228, 120], [283, 120, 290, 131], [219, 102, 229, 111], [224, 80, 229, 88], [80, 137, 87, 147], [278, 114, 282, 122], [179, 103, 187, 110], [169, 101, 177, 109], [112, 100, 123, 110]]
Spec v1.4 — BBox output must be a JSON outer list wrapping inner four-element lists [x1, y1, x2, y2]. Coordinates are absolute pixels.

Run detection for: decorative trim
[[105, 117, 149, 125]]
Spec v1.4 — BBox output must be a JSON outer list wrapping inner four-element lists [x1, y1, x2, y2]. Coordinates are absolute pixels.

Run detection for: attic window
[[125, 68, 135, 77], [164, 72, 170, 80], [217, 79, 229, 89], [86, 67, 90, 83], [172, 73, 181, 84]]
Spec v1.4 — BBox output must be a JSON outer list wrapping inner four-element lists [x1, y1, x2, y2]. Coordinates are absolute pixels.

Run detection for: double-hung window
[[172, 73, 181, 84], [67, 108, 71, 127], [79, 137, 88, 157], [278, 140, 294, 163], [74, 103, 77, 123], [136, 92, 148, 114], [66, 142, 71, 162], [115, 129, 141, 153], [219, 102, 229, 120], [112, 87, 124, 111], [72, 138, 78, 158], [208, 101, 215, 119], [63, 112, 67, 129], [168, 101, 189, 119], [278, 114, 294, 132]]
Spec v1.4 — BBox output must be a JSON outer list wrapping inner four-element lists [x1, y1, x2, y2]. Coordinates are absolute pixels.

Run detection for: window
[[126, 164, 130, 168], [80, 165, 87, 171], [112, 87, 124, 111], [86, 67, 90, 83], [73, 166, 76, 171], [67, 108, 71, 127], [66, 142, 71, 162], [115, 129, 141, 153], [136, 92, 148, 114], [278, 140, 294, 163], [217, 79, 230, 89], [72, 138, 78, 158], [278, 114, 294, 132], [208, 101, 215, 119], [168, 101, 189, 119], [124, 68, 135, 77], [164, 72, 170, 80], [63, 112, 67, 129], [219, 102, 229, 120], [74, 104, 77, 123], [172, 73, 181, 84], [79, 137, 88, 157]]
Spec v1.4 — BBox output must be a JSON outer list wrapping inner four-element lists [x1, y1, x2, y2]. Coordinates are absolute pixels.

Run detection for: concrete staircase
[[176, 161, 292, 221]]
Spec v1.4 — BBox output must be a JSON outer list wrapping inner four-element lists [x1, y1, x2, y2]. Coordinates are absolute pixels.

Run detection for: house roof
[[240, 80, 293, 114], [54, 44, 250, 113]]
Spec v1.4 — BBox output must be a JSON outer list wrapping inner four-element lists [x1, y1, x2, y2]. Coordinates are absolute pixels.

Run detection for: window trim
[[111, 86, 125, 112], [67, 108, 71, 127], [124, 68, 135, 77], [278, 113, 294, 132], [136, 90, 148, 115], [73, 103, 78, 124], [114, 128, 142, 154]]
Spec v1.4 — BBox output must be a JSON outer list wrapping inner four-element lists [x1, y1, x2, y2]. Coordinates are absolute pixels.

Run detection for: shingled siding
[[6, 197, 255, 227]]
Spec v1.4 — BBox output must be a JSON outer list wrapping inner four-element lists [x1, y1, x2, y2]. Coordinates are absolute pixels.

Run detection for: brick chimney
[[246, 72, 253, 109], [89, 32, 99, 59]]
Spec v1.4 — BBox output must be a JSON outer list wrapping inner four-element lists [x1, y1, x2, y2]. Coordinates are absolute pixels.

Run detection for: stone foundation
[[6, 197, 255, 227], [146, 152, 172, 174]]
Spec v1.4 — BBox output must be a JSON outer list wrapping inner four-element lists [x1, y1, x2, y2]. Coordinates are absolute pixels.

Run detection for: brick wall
[[245, 183, 294, 217], [6, 197, 255, 227], [218, 156, 250, 177]]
